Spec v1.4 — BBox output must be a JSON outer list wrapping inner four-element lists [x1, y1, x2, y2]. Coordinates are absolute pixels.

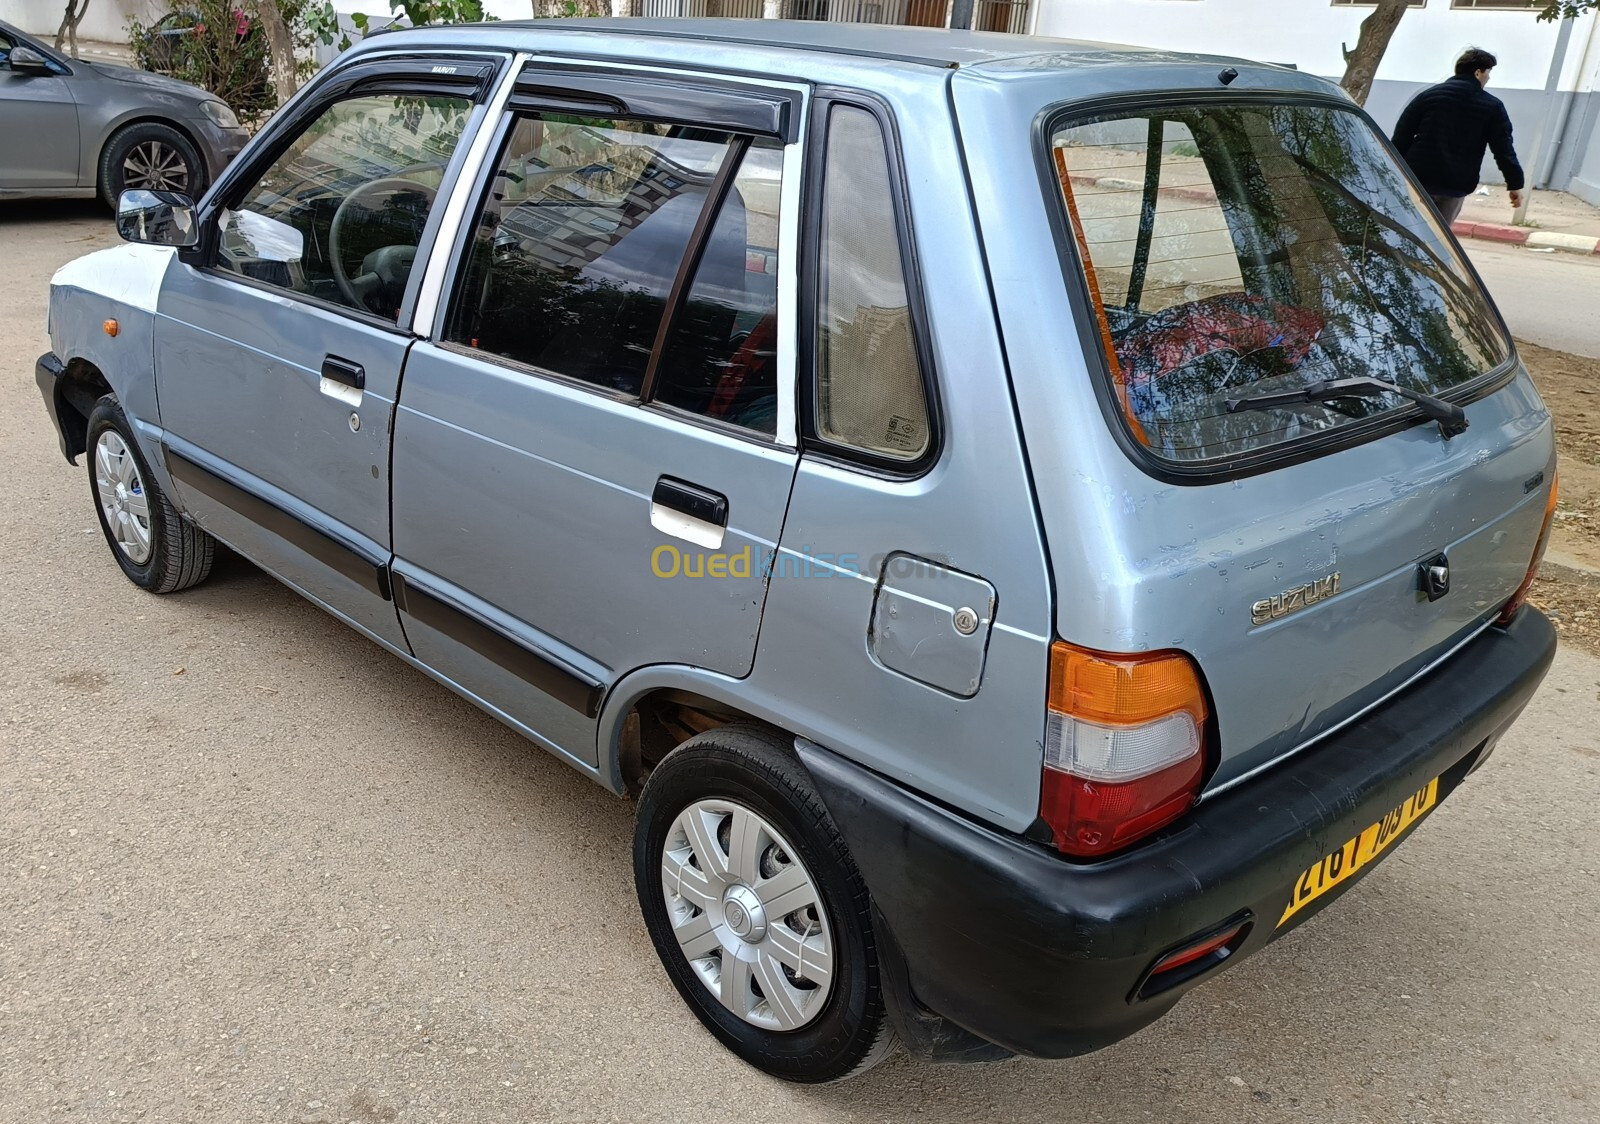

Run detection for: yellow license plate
[[1278, 777, 1439, 927]]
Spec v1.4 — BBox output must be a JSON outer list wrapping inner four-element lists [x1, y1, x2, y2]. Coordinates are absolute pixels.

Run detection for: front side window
[[216, 93, 471, 320], [447, 114, 736, 397], [1051, 102, 1511, 465], [814, 105, 930, 463]]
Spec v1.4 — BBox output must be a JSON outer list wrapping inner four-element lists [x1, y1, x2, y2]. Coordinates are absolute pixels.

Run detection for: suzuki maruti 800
[[36, 20, 1558, 1083]]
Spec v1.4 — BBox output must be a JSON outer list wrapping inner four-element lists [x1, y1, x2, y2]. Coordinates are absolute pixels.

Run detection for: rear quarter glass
[[1046, 100, 1512, 469]]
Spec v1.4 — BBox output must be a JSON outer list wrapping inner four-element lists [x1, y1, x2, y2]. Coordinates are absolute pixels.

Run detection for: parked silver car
[[0, 19, 249, 204], [36, 19, 1559, 1083]]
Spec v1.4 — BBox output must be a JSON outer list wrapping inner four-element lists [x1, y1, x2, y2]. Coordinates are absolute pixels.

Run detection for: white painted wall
[[1032, 0, 1600, 95], [9, 0, 166, 46]]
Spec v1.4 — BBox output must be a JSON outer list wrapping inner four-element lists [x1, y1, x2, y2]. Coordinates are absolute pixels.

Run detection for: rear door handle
[[650, 476, 728, 550]]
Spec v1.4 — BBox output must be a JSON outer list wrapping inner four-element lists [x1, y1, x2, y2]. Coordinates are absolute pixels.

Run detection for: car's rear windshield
[[1048, 101, 1511, 466]]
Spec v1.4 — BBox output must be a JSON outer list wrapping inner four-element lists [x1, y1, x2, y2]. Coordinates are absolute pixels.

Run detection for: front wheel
[[86, 397, 214, 593], [633, 726, 895, 1083], [98, 122, 205, 207]]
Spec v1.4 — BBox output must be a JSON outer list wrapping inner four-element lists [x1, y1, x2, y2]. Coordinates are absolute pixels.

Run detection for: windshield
[[1048, 101, 1511, 465]]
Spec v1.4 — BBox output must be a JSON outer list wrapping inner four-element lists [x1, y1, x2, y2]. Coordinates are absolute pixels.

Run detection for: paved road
[[4, 200, 1599, 1123], [1466, 238, 1600, 358]]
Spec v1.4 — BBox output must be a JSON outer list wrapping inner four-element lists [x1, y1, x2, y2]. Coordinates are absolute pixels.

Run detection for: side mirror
[[117, 189, 199, 248], [7, 46, 54, 76]]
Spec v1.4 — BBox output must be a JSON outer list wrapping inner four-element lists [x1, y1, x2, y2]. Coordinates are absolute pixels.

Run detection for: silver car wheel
[[94, 430, 153, 565], [660, 799, 835, 1031], [122, 140, 189, 192]]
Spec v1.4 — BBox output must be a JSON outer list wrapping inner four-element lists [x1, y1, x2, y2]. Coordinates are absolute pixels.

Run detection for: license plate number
[[1278, 777, 1439, 927]]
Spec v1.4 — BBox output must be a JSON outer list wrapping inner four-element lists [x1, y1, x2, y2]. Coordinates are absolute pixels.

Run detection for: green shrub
[[127, 1, 313, 126]]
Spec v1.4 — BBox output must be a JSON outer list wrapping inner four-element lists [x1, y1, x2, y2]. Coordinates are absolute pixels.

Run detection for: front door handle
[[650, 476, 728, 550], [319, 355, 365, 407], [321, 355, 365, 390]]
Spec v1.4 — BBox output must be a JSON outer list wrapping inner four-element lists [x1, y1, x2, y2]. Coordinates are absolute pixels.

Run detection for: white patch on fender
[[51, 243, 176, 313]]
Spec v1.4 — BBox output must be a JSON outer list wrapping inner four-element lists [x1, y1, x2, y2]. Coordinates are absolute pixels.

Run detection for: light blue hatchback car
[[37, 19, 1559, 1083]]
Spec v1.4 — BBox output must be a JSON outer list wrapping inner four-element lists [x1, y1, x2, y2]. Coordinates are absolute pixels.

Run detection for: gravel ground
[[3, 200, 1599, 1123]]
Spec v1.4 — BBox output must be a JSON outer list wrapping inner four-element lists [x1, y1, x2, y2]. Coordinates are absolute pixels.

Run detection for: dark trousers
[[1431, 194, 1467, 225]]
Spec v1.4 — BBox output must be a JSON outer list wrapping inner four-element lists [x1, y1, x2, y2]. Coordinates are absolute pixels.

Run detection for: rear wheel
[[86, 397, 214, 593], [633, 726, 895, 1083], [98, 122, 205, 207]]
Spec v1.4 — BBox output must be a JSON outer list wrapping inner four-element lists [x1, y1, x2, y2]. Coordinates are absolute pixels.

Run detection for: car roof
[[485, 18, 1153, 68], [350, 18, 1332, 103], [371, 17, 1266, 75]]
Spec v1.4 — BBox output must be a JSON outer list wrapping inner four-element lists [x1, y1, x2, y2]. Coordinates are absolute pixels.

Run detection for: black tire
[[633, 725, 896, 1083], [85, 396, 214, 593], [98, 122, 206, 208]]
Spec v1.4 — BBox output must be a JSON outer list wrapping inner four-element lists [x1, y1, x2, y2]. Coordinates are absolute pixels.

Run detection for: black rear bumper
[[798, 608, 1556, 1059]]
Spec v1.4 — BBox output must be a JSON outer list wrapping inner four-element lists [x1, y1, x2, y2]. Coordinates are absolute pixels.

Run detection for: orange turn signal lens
[[102, 318, 120, 337], [1047, 642, 1208, 726]]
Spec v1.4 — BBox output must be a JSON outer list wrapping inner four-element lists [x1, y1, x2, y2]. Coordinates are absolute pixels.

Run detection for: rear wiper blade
[[1225, 376, 1469, 439]]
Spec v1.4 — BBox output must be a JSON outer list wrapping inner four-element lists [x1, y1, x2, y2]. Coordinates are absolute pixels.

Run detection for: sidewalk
[[1453, 185, 1600, 256], [60, 38, 135, 65]]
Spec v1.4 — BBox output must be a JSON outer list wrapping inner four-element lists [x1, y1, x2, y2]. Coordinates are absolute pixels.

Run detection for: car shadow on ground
[[1, 197, 109, 225]]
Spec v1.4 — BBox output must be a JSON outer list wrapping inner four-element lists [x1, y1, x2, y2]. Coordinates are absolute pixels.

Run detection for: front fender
[[49, 244, 177, 488]]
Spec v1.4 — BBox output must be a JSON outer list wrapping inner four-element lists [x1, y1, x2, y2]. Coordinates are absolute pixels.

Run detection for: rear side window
[[652, 141, 785, 434], [813, 105, 930, 463], [447, 114, 736, 396], [1050, 103, 1511, 466]]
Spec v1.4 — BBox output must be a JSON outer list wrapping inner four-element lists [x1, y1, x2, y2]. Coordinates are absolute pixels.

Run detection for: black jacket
[[1393, 75, 1524, 197]]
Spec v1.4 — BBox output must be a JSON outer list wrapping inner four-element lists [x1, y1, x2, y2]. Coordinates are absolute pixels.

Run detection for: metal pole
[[1512, 14, 1576, 227]]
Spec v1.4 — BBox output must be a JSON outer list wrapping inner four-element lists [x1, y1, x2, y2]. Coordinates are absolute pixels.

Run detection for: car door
[[390, 67, 804, 767], [153, 55, 506, 650], [0, 31, 80, 188]]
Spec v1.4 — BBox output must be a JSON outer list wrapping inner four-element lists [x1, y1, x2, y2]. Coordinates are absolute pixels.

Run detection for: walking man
[[1392, 48, 1525, 225]]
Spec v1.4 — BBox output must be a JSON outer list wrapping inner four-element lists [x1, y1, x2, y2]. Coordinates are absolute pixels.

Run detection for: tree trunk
[[1340, 0, 1412, 107], [54, 0, 90, 58], [251, 0, 299, 107]]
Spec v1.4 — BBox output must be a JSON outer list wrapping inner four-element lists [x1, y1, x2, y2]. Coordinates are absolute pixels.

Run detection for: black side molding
[[164, 448, 392, 600], [392, 573, 603, 718]]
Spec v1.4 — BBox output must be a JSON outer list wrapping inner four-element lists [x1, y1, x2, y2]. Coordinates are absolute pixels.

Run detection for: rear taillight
[[1498, 470, 1560, 627], [1040, 642, 1210, 858]]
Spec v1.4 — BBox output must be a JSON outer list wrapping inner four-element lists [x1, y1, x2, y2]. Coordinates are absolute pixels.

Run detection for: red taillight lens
[[1498, 470, 1559, 627], [1040, 643, 1210, 858]]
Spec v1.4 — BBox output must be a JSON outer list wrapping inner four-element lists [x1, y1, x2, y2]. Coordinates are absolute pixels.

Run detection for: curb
[[1452, 220, 1600, 255], [1062, 169, 1600, 256]]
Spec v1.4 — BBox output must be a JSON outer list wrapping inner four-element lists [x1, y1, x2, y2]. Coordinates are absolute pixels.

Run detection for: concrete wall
[[9, 0, 167, 46]]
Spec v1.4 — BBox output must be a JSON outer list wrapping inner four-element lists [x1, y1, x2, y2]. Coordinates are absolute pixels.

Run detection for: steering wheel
[[329, 176, 437, 312]]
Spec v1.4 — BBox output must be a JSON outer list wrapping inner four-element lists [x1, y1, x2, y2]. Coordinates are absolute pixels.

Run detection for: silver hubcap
[[661, 800, 834, 1031], [123, 140, 188, 192], [94, 431, 152, 565]]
